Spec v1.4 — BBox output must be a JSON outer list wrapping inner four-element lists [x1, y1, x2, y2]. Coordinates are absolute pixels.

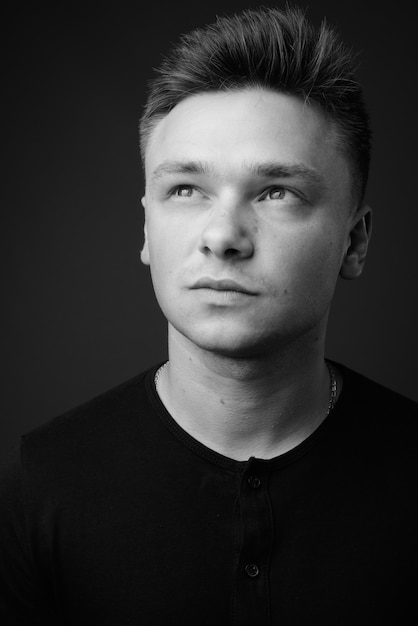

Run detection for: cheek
[[147, 220, 179, 267], [303, 234, 341, 273], [268, 228, 344, 299], [300, 240, 345, 314], [146, 212, 201, 291], [146, 222, 188, 309], [149, 250, 175, 296]]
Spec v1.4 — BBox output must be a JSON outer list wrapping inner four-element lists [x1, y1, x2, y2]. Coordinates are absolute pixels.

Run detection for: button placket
[[232, 460, 272, 625]]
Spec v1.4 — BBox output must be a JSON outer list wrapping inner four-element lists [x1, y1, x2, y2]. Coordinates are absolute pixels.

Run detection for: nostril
[[199, 220, 254, 259], [224, 248, 239, 257]]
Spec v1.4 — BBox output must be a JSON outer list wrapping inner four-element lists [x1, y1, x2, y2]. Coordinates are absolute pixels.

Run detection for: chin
[[173, 322, 296, 359], [168, 308, 329, 359]]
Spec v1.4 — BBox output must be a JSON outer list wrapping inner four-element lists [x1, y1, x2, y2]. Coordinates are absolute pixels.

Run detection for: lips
[[191, 277, 256, 295]]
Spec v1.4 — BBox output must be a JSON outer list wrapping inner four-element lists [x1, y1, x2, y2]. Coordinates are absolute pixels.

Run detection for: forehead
[[145, 89, 348, 191]]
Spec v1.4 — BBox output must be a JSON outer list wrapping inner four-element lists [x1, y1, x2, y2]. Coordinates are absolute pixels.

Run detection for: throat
[[155, 358, 337, 461]]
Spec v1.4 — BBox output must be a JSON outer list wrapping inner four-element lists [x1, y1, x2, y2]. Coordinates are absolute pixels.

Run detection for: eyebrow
[[150, 160, 209, 183], [254, 162, 326, 188], [149, 159, 326, 189]]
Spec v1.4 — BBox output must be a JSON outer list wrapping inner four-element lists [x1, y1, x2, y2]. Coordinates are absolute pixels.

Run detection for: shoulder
[[9, 365, 161, 489], [337, 362, 417, 416], [22, 366, 157, 451], [0, 365, 165, 545], [332, 361, 418, 457]]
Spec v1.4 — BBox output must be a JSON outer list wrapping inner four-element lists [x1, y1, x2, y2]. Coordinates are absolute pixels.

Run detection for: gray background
[[2, 0, 417, 459]]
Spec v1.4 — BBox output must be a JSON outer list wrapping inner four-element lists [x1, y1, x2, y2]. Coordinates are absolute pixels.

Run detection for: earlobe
[[140, 196, 150, 266], [340, 204, 372, 280], [140, 230, 150, 266]]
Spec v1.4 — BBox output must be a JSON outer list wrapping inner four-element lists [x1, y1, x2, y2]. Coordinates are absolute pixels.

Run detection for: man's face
[[141, 89, 362, 358]]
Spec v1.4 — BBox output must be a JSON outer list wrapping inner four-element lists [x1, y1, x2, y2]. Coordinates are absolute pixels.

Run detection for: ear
[[140, 196, 150, 266], [340, 204, 372, 280]]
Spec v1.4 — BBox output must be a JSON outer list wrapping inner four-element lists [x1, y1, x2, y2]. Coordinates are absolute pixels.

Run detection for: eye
[[264, 187, 289, 201], [171, 185, 195, 197], [168, 184, 208, 203], [259, 186, 306, 207]]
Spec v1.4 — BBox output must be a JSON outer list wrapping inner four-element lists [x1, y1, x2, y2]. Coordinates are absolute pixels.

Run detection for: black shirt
[[1, 363, 417, 625]]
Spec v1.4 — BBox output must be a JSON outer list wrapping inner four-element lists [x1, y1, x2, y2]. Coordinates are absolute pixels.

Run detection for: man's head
[[139, 6, 372, 360], [140, 5, 371, 205]]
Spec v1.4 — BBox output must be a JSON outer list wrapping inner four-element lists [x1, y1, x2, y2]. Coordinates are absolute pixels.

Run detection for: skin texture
[[140, 88, 371, 459]]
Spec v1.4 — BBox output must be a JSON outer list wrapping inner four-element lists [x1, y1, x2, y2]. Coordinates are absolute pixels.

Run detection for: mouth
[[190, 277, 256, 295]]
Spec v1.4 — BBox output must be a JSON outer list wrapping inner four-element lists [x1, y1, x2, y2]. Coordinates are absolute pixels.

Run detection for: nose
[[198, 203, 254, 260]]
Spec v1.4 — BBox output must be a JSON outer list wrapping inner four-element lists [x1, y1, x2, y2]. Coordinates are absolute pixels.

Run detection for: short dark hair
[[140, 5, 371, 203]]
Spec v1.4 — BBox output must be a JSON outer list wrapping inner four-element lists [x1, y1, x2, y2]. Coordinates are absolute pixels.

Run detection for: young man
[[1, 6, 417, 625]]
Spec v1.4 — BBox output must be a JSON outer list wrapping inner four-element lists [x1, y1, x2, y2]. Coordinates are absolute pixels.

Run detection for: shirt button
[[247, 476, 261, 488], [245, 563, 260, 578]]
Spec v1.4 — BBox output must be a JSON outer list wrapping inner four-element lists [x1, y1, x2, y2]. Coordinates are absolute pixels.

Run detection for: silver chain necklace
[[326, 362, 337, 416], [154, 361, 168, 390]]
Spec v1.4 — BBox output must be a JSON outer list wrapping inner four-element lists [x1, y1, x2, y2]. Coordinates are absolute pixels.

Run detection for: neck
[[156, 325, 339, 461]]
